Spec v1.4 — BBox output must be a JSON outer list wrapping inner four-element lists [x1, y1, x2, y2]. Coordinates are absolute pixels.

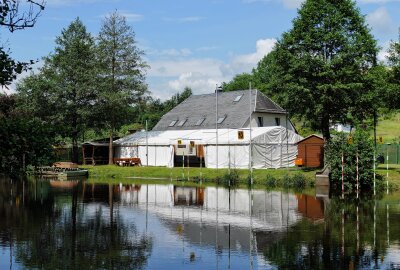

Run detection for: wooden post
[[92, 146, 95, 166], [356, 153, 359, 199], [82, 146, 86, 165], [342, 152, 344, 199]]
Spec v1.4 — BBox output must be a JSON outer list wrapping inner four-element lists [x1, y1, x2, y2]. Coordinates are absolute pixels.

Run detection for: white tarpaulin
[[113, 126, 303, 168]]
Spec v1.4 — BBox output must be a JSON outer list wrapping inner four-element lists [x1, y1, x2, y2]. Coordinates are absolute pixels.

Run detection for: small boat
[[36, 164, 88, 179], [50, 179, 80, 189]]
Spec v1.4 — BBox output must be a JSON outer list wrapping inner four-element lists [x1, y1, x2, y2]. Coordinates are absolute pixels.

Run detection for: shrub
[[325, 129, 378, 192], [291, 173, 306, 189], [265, 174, 277, 188], [222, 170, 239, 187], [282, 174, 292, 189]]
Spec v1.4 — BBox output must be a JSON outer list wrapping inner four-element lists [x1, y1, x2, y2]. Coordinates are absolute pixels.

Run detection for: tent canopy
[[114, 127, 303, 169], [114, 126, 302, 146]]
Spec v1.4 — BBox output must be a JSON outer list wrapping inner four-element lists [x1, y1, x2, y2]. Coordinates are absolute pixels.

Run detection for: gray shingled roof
[[152, 89, 287, 131]]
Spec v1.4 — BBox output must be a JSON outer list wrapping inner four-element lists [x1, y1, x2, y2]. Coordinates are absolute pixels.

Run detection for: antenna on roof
[[215, 85, 223, 93]]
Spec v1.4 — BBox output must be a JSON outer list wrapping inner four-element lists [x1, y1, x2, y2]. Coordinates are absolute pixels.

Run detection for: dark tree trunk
[[321, 115, 331, 142], [108, 130, 114, 165], [71, 136, 79, 164]]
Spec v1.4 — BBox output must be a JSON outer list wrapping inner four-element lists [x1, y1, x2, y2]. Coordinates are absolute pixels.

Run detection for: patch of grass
[[81, 165, 317, 188], [375, 112, 400, 143]]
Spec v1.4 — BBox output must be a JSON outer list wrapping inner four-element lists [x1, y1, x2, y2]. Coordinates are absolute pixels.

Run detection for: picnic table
[[113, 158, 142, 166]]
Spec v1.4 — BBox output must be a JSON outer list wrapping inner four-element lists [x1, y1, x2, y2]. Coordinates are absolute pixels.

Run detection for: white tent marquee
[[114, 126, 303, 169]]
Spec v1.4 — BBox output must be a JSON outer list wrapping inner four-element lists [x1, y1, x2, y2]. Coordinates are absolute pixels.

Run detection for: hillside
[[376, 112, 400, 143]]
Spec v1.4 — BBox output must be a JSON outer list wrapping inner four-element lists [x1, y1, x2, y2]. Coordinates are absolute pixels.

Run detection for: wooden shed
[[296, 135, 325, 168]]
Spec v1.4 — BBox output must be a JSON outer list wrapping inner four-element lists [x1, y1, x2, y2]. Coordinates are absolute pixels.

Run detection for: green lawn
[[376, 112, 400, 142], [82, 164, 318, 185]]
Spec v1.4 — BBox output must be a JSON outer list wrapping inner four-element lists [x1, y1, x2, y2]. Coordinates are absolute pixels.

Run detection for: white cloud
[[147, 38, 275, 99], [282, 0, 304, 9], [243, 0, 304, 9], [366, 7, 396, 35], [147, 48, 192, 58], [228, 38, 276, 74], [119, 12, 144, 22], [149, 58, 224, 78], [168, 72, 223, 94], [377, 41, 391, 62]]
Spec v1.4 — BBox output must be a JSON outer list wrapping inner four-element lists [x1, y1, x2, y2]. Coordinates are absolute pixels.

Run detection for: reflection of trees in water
[[264, 199, 400, 269], [0, 179, 153, 270]]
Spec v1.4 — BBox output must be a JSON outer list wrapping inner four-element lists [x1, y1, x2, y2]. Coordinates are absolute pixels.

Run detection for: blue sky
[[1, 0, 399, 99]]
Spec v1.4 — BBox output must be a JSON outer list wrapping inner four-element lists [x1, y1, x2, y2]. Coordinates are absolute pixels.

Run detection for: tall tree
[[17, 18, 98, 163], [96, 12, 148, 164], [270, 0, 378, 140], [386, 31, 400, 110]]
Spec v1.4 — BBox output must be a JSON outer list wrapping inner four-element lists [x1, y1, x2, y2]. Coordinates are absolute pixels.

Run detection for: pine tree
[[96, 12, 148, 164]]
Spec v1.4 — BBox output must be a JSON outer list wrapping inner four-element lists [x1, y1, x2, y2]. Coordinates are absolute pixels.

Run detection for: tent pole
[[215, 84, 219, 172], [249, 83, 253, 185], [286, 113, 289, 169], [146, 120, 148, 166]]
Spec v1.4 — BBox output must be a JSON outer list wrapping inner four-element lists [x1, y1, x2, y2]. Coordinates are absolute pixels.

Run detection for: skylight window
[[195, 118, 205, 126], [177, 119, 187, 127], [217, 116, 226, 124], [233, 94, 243, 102], [169, 120, 177, 127]]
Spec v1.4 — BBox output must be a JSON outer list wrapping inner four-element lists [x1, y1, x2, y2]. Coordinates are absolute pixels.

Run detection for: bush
[[265, 174, 277, 188], [282, 174, 292, 189], [325, 129, 378, 193], [280, 173, 307, 190], [222, 170, 239, 187], [291, 173, 306, 189]]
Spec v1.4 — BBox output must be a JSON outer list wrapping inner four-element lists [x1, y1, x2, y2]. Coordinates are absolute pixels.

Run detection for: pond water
[[0, 178, 399, 269]]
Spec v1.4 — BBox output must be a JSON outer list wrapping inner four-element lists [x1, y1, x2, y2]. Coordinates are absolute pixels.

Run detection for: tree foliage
[[96, 11, 148, 164], [325, 130, 381, 193], [222, 73, 258, 92], [0, 0, 45, 86], [268, 0, 378, 140], [17, 18, 98, 163], [386, 33, 400, 110], [0, 94, 55, 176]]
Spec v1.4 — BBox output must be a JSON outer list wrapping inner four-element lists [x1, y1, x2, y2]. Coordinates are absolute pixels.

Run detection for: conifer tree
[[96, 12, 148, 164]]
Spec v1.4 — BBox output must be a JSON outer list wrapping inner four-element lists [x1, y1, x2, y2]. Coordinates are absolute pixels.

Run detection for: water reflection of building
[[118, 185, 302, 231], [173, 186, 204, 206], [79, 183, 326, 259], [296, 194, 325, 221]]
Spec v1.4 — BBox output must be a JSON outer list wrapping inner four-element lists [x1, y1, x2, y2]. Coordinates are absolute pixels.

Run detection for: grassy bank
[[82, 165, 318, 187], [376, 112, 400, 142], [377, 164, 400, 188]]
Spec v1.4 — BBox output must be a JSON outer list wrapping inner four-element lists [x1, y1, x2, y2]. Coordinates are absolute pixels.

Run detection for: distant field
[[293, 112, 400, 141], [375, 112, 400, 142]]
